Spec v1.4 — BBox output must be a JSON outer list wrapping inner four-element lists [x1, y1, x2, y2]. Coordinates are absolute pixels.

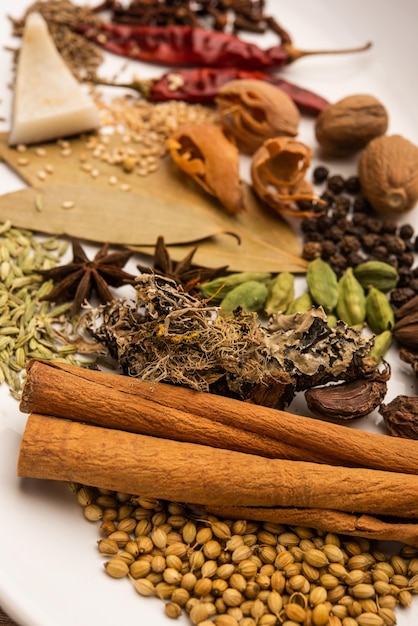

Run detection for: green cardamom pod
[[306, 257, 339, 314], [368, 330, 392, 363], [264, 272, 295, 315], [327, 314, 338, 328], [336, 267, 366, 326], [354, 260, 399, 292], [200, 272, 271, 301], [365, 287, 395, 334], [286, 292, 313, 315], [220, 280, 268, 314]]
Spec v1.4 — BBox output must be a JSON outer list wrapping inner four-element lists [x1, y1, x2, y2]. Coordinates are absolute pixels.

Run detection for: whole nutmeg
[[215, 79, 300, 154], [359, 134, 418, 216], [315, 94, 388, 155]]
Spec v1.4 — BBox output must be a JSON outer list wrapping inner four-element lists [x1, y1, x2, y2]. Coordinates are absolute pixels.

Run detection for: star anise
[[37, 239, 136, 315], [137, 236, 228, 294]]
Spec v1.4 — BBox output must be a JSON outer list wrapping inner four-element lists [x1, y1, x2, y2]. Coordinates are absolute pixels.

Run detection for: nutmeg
[[358, 134, 418, 216], [315, 94, 388, 155], [215, 79, 300, 154]]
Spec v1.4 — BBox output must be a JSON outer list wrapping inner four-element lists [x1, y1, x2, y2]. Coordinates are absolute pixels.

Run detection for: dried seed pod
[[305, 374, 388, 421], [199, 272, 272, 301], [359, 134, 418, 216], [315, 94, 388, 155], [379, 395, 418, 439], [167, 123, 245, 214], [220, 280, 268, 314], [215, 79, 300, 154], [354, 261, 399, 293], [336, 267, 366, 327], [250, 137, 317, 219], [365, 287, 395, 334], [264, 272, 295, 315], [307, 257, 339, 314]]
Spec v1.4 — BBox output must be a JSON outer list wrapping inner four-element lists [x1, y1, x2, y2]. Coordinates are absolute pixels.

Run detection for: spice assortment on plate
[[3, 1, 418, 625]]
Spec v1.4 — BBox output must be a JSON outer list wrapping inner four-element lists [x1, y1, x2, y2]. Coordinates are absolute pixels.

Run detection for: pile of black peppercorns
[[300, 166, 418, 309]]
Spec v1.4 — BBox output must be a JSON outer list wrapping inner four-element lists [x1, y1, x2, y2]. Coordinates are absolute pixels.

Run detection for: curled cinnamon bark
[[18, 413, 418, 519]]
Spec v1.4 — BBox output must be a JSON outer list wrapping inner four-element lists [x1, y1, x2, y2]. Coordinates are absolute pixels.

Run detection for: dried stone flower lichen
[[83, 274, 375, 406]]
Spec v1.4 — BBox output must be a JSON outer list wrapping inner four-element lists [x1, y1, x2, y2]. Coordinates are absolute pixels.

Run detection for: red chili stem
[[92, 68, 329, 115], [78, 22, 371, 71]]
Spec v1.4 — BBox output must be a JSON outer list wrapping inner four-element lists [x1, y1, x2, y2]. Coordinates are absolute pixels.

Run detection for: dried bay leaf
[[0, 185, 224, 245], [0, 132, 307, 272]]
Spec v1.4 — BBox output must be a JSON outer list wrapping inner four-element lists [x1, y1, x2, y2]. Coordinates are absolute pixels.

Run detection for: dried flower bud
[[167, 123, 245, 214], [215, 79, 300, 154], [380, 395, 418, 439]]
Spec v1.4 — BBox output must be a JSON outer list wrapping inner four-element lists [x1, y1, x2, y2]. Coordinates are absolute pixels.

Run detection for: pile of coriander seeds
[[74, 483, 418, 626]]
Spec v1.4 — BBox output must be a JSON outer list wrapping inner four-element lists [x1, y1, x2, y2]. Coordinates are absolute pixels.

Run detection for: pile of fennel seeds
[[0, 221, 91, 397]]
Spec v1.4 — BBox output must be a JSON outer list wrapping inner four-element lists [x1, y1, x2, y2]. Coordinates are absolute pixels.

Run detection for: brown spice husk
[[380, 395, 418, 439], [20, 359, 418, 475], [17, 413, 418, 519], [304, 374, 389, 422]]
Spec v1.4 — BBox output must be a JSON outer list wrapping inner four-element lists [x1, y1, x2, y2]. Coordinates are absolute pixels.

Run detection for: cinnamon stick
[[21, 359, 418, 474], [203, 505, 418, 548], [17, 413, 418, 519], [19, 361, 323, 463]]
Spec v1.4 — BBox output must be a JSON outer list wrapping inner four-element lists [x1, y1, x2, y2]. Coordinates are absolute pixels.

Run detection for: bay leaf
[[0, 131, 307, 272], [0, 185, 225, 245]]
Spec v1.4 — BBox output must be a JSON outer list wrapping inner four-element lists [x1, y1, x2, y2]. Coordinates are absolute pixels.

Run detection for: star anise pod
[[37, 239, 136, 315], [137, 236, 228, 293]]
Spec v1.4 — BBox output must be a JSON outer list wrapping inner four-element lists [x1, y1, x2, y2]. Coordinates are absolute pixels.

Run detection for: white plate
[[1, 1, 418, 625]]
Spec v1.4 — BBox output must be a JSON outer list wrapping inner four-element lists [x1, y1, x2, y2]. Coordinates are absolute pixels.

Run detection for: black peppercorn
[[321, 240, 337, 258], [390, 287, 416, 308], [348, 252, 365, 267], [371, 245, 389, 261], [340, 235, 361, 254], [398, 267, 413, 287], [380, 219, 398, 234], [301, 218, 318, 233], [302, 241, 322, 260], [328, 225, 345, 242], [327, 175, 345, 195], [364, 218, 382, 234], [409, 278, 418, 293], [398, 252, 415, 268], [344, 175, 361, 194], [352, 196, 371, 212], [399, 224, 415, 240], [320, 190, 335, 208], [312, 165, 329, 184], [361, 233, 380, 251]]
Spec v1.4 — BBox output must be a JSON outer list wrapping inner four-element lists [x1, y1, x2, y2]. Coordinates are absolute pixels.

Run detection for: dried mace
[[37, 239, 136, 316]]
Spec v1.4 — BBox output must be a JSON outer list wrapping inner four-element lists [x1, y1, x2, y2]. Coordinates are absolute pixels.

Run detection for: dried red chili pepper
[[153, 69, 329, 114], [78, 22, 371, 71], [95, 68, 329, 115]]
